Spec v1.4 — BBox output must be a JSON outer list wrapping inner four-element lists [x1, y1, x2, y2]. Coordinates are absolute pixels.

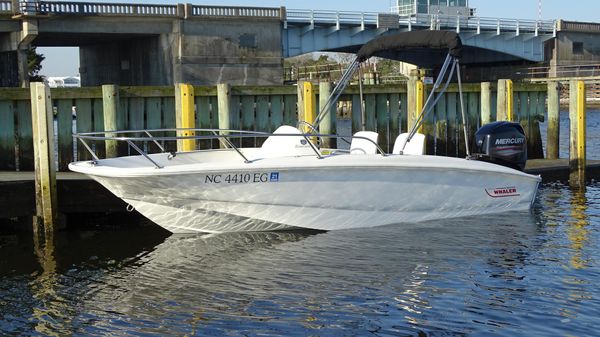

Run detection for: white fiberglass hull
[[69, 150, 541, 234]]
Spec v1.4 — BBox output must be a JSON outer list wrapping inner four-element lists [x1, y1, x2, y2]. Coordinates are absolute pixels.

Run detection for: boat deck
[[1, 159, 599, 224]]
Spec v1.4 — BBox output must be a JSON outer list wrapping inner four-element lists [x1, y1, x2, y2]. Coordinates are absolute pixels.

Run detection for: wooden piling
[[496, 79, 513, 121], [175, 83, 196, 152], [297, 81, 316, 132], [569, 80, 586, 189], [547, 81, 560, 160], [481, 82, 492, 126], [318, 81, 335, 148], [30, 82, 58, 232], [407, 70, 418, 132], [217, 83, 231, 148], [102, 84, 119, 158]]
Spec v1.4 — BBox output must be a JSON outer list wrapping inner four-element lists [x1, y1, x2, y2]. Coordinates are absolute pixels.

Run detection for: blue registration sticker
[[270, 172, 280, 182]]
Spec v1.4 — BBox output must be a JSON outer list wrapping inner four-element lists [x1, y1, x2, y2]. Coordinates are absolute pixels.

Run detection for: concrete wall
[[177, 18, 283, 85], [80, 37, 170, 86]]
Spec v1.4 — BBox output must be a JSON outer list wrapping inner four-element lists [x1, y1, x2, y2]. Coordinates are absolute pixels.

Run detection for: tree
[[27, 46, 45, 82]]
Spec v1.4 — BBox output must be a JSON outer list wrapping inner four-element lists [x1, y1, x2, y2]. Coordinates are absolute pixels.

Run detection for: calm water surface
[[1, 182, 600, 336]]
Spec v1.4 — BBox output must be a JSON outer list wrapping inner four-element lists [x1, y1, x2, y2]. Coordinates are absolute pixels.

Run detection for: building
[[393, 0, 474, 17]]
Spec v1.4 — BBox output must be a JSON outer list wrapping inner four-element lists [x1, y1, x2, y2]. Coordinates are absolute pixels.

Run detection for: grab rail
[[73, 128, 386, 168]]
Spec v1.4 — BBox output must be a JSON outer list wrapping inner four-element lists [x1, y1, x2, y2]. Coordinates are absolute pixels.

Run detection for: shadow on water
[[0, 182, 599, 336]]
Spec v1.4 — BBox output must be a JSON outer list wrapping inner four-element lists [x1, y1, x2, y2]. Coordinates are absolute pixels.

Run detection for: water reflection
[[0, 183, 599, 336], [568, 190, 590, 270]]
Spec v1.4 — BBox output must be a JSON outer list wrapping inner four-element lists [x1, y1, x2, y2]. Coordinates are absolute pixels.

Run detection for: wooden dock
[[1, 159, 599, 226]]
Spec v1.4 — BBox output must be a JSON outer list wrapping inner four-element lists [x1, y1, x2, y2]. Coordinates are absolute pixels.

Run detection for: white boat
[[69, 31, 541, 234]]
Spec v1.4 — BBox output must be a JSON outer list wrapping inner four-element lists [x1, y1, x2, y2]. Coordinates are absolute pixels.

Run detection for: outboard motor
[[472, 121, 527, 171]]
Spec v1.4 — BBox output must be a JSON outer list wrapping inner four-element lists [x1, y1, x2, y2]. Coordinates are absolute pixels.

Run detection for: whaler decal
[[485, 186, 520, 198]]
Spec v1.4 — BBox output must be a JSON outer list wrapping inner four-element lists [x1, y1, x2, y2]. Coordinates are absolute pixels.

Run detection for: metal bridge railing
[[285, 9, 556, 36], [286, 9, 378, 26]]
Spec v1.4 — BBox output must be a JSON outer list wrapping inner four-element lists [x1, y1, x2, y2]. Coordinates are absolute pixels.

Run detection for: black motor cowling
[[472, 121, 527, 171]]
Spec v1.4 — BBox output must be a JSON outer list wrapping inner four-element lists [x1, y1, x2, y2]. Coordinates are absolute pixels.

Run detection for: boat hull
[[81, 158, 540, 233]]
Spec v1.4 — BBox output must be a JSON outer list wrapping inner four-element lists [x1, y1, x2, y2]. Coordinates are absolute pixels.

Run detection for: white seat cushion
[[393, 133, 425, 155], [350, 131, 379, 154], [259, 125, 316, 158]]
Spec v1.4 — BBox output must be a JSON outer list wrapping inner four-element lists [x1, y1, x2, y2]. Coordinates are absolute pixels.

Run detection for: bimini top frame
[[312, 30, 470, 157]]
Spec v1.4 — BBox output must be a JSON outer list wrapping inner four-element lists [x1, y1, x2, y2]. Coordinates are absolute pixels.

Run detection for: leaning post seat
[[258, 125, 318, 158], [350, 131, 379, 154], [393, 133, 425, 155]]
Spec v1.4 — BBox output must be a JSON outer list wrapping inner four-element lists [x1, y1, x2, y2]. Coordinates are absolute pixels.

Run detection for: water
[[1, 183, 600, 336], [539, 109, 600, 159]]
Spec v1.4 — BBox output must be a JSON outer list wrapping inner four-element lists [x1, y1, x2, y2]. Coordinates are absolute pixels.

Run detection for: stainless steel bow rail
[[73, 128, 386, 169]]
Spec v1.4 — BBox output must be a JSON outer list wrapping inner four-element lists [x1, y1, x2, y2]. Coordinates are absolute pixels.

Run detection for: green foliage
[[27, 47, 45, 82]]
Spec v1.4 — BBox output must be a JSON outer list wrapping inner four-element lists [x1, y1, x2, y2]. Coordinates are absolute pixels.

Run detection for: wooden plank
[[196, 95, 212, 150], [351, 94, 362, 133], [128, 97, 145, 151], [434, 94, 447, 156], [92, 98, 106, 160], [365, 94, 376, 132], [75, 99, 93, 161], [422, 89, 436, 155], [208, 95, 220, 149], [283, 94, 297, 126], [270, 95, 284, 131], [256, 95, 270, 146], [447, 93, 458, 157], [399, 93, 408, 135], [229, 95, 241, 147], [389, 93, 400, 150], [163, 97, 177, 152], [55, 99, 74, 171], [16, 100, 33, 171], [145, 97, 162, 153], [467, 92, 479, 144], [0, 101, 16, 170], [240, 95, 255, 147], [376, 94, 389, 152], [531, 91, 546, 159]]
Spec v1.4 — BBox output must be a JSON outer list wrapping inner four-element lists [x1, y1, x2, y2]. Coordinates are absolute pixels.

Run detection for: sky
[[38, 0, 599, 77]]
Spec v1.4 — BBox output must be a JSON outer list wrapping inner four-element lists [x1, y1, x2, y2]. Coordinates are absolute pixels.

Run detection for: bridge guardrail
[[23, 1, 179, 17], [286, 9, 379, 26], [191, 5, 280, 18]]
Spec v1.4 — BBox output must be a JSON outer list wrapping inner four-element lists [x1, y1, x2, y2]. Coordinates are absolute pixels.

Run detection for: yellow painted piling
[[301, 81, 316, 132], [416, 80, 424, 132], [569, 80, 586, 189], [506, 79, 514, 121], [175, 83, 195, 152], [30, 82, 58, 232]]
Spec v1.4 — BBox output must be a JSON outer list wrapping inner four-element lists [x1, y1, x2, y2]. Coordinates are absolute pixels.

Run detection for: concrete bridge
[[0, 1, 593, 87]]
